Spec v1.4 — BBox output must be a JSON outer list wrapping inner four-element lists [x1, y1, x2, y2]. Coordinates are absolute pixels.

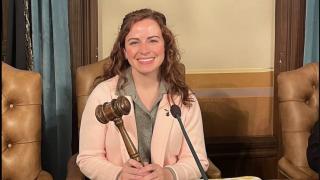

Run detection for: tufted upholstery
[[2, 62, 52, 180], [66, 57, 221, 179], [277, 62, 319, 179]]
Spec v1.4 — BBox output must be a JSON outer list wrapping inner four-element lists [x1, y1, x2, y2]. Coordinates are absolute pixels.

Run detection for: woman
[[77, 8, 209, 180]]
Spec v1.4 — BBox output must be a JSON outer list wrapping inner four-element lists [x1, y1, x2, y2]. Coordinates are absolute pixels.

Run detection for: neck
[[131, 70, 160, 89]]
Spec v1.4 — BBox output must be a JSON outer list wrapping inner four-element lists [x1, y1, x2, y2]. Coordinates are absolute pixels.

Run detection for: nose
[[138, 42, 150, 55]]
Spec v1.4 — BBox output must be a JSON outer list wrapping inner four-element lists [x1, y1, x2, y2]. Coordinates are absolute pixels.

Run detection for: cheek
[[154, 44, 165, 56], [124, 48, 136, 59]]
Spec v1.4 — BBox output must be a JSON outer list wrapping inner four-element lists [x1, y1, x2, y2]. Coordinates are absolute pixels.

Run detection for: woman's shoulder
[[99, 75, 119, 86], [91, 75, 119, 95]]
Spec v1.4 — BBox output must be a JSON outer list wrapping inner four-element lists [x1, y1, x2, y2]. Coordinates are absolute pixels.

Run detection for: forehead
[[126, 18, 162, 38]]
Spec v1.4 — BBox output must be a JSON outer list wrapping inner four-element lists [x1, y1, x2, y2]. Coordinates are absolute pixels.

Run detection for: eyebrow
[[127, 36, 161, 42], [147, 36, 161, 40]]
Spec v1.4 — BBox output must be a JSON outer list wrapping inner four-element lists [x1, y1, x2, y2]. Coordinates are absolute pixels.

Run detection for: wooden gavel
[[95, 96, 143, 164]]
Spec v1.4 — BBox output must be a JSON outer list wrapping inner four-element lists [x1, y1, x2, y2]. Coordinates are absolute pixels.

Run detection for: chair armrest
[[278, 157, 318, 179], [66, 153, 85, 180], [37, 170, 53, 180], [206, 158, 221, 179]]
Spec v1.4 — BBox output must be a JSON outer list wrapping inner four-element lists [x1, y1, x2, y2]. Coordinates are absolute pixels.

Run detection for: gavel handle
[[114, 118, 143, 164]]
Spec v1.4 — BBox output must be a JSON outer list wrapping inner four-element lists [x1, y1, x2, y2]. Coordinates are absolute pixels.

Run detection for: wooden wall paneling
[[200, 97, 273, 137], [200, 96, 277, 179], [206, 136, 278, 178], [188, 71, 277, 179], [186, 72, 273, 89]]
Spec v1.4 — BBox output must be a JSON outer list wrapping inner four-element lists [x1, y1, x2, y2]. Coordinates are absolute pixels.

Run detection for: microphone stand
[[171, 105, 208, 180]]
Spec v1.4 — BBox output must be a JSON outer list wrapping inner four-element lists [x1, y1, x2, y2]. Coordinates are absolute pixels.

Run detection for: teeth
[[138, 58, 154, 62]]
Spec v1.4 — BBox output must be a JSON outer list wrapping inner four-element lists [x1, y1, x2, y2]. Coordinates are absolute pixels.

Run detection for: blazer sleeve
[[307, 120, 320, 173], [166, 94, 209, 180], [76, 85, 122, 180]]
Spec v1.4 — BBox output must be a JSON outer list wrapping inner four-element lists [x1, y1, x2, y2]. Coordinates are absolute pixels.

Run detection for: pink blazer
[[76, 76, 209, 180]]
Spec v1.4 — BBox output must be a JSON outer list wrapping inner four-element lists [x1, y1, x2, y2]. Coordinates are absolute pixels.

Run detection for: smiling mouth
[[137, 57, 155, 63]]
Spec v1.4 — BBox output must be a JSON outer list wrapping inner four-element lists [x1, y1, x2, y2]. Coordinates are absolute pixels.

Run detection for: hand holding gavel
[[95, 96, 143, 164]]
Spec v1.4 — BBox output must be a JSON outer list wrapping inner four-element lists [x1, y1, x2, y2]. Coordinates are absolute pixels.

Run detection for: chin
[[136, 68, 159, 75]]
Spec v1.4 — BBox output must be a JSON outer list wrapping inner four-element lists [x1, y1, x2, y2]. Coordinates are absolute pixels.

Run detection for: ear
[[123, 48, 128, 60]]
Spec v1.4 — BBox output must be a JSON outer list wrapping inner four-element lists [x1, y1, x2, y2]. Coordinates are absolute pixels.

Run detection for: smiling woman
[[76, 9, 212, 180], [123, 18, 166, 111], [123, 18, 165, 81]]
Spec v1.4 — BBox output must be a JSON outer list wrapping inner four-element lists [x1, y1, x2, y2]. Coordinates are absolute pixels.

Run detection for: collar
[[116, 68, 168, 98]]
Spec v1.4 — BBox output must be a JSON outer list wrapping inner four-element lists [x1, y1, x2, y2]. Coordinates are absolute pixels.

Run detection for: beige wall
[[98, 0, 276, 137], [98, 0, 275, 73]]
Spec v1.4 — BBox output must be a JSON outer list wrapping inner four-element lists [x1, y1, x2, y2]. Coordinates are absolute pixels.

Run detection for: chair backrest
[[277, 62, 319, 179], [75, 58, 110, 130], [2, 62, 52, 179]]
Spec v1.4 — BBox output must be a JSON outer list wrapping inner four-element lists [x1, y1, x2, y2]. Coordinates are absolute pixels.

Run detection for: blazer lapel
[[151, 95, 174, 166]]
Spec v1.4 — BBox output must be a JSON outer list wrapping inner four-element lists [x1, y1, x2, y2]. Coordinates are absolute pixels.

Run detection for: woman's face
[[124, 18, 165, 77]]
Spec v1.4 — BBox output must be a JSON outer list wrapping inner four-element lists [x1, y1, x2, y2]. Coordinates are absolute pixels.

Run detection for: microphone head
[[170, 104, 181, 118]]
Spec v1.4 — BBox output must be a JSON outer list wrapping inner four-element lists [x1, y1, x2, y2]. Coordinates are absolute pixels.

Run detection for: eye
[[128, 41, 139, 45], [150, 39, 159, 43]]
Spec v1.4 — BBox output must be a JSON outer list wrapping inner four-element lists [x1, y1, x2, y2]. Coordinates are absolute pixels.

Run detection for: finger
[[138, 169, 151, 175], [142, 170, 159, 180], [122, 162, 144, 176], [122, 173, 144, 180], [137, 163, 152, 176], [127, 159, 143, 168], [140, 164, 158, 173], [123, 166, 142, 175]]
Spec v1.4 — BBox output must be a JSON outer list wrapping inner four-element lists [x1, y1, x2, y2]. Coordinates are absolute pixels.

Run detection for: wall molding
[[186, 68, 273, 74], [194, 87, 273, 98]]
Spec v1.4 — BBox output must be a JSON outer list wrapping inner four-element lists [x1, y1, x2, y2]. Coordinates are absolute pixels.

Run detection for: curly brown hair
[[93, 8, 194, 106]]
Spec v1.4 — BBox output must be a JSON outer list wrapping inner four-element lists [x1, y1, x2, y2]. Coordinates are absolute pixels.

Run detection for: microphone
[[170, 104, 208, 180]]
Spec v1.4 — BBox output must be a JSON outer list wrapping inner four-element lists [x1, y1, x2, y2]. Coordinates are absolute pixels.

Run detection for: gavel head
[[95, 96, 131, 124]]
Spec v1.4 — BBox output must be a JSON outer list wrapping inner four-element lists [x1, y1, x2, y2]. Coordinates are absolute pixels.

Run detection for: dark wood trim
[[68, 0, 98, 69], [273, 0, 306, 176], [274, 0, 306, 74], [83, 0, 98, 64], [206, 136, 278, 158], [1, 0, 9, 62], [68, 0, 83, 69], [68, 0, 98, 153], [206, 136, 278, 178]]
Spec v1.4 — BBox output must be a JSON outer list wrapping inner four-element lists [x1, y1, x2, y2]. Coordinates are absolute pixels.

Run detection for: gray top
[[116, 68, 167, 163]]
